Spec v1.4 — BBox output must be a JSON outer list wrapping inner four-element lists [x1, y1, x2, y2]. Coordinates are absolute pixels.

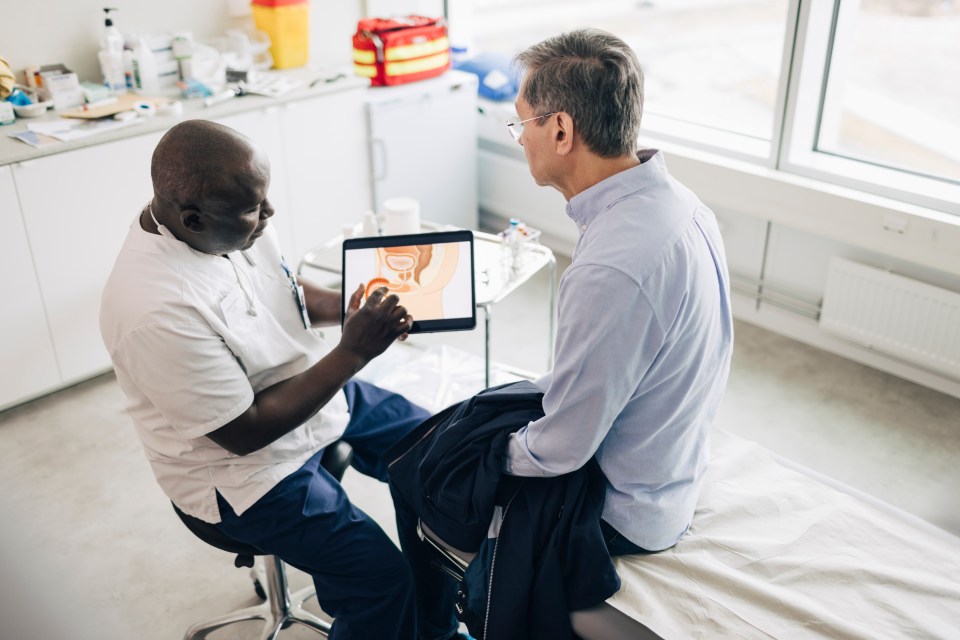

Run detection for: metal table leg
[[482, 303, 492, 387]]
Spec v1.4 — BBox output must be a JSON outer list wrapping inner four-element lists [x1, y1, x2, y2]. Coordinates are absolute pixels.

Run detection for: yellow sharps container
[[251, 0, 309, 69]]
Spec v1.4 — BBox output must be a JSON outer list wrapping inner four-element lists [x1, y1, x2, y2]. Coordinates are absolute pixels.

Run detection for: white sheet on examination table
[[607, 431, 960, 639]]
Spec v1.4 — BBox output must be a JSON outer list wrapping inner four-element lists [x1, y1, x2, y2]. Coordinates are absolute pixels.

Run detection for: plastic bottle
[[361, 211, 380, 237], [122, 49, 134, 89], [101, 8, 124, 52], [98, 7, 126, 93], [172, 32, 194, 83], [501, 218, 523, 274], [132, 36, 160, 95]]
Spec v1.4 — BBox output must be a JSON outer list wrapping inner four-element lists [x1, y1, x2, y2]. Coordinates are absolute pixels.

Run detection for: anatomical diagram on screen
[[344, 241, 472, 321]]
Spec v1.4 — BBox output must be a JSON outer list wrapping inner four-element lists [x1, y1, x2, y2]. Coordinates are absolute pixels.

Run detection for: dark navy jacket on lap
[[387, 381, 620, 640]]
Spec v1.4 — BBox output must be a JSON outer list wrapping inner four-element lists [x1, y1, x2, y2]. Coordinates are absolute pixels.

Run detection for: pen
[[309, 73, 346, 88]]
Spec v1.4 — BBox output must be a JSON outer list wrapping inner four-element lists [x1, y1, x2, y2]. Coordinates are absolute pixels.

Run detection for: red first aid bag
[[353, 16, 451, 87]]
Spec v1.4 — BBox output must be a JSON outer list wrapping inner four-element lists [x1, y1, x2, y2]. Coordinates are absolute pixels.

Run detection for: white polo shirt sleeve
[[111, 319, 254, 440]]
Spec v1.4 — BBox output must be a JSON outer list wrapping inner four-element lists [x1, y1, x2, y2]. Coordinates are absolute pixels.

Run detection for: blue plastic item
[[7, 88, 32, 106], [453, 51, 519, 102]]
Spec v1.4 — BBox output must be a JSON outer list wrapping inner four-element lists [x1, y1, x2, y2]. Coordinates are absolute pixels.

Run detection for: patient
[[391, 28, 734, 639], [99, 119, 429, 640]]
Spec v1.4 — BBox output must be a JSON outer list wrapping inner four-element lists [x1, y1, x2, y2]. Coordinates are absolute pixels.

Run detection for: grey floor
[[2, 254, 959, 640]]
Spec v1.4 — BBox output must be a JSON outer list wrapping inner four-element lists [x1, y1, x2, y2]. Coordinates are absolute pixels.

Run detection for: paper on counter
[[7, 130, 61, 149], [25, 117, 142, 142]]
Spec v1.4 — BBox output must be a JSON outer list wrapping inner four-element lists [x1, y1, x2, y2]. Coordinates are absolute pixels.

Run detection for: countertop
[[0, 69, 368, 167]]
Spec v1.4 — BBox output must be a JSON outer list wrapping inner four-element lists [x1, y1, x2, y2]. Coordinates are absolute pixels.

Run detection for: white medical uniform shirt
[[100, 218, 349, 523]]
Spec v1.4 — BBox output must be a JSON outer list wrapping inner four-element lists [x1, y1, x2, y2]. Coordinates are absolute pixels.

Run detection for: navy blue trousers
[[215, 380, 430, 640]]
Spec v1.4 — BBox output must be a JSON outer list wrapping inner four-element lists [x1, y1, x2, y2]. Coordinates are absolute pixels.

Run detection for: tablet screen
[[341, 230, 476, 333]]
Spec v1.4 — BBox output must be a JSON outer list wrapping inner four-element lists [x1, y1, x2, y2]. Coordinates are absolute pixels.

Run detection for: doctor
[[100, 119, 427, 640], [395, 28, 734, 637]]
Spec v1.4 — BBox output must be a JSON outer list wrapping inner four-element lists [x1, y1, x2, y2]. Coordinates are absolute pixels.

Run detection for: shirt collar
[[566, 148, 665, 233], [127, 211, 226, 267]]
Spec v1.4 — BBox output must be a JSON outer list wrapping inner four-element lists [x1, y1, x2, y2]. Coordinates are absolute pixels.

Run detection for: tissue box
[[353, 16, 450, 87]]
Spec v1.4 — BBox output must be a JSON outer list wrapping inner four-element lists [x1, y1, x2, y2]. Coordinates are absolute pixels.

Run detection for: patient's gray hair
[[514, 28, 644, 158]]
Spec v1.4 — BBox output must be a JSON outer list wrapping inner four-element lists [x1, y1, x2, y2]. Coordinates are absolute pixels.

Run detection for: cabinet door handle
[[371, 138, 387, 182], [15, 160, 38, 169]]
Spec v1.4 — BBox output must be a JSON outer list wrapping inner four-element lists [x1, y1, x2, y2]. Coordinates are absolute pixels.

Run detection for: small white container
[[12, 102, 50, 118], [382, 197, 421, 236], [360, 211, 380, 237]]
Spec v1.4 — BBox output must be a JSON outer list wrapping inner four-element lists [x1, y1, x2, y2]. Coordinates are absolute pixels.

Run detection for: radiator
[[820, 257, 960, 378]]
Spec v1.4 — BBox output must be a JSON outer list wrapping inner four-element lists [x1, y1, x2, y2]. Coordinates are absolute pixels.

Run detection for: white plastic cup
[[382, 197, 421, 236]]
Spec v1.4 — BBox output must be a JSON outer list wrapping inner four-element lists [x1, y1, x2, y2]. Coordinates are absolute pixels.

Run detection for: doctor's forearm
[[301, 280, 343, 327]]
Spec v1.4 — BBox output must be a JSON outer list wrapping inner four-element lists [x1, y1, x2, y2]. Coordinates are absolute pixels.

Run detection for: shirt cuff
[[502, 432, 554, 477]]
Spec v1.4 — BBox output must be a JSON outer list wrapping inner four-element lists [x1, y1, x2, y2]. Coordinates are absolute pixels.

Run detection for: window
[[467, 0, 960, 215], [817, 1, 960, 184], [472, 0, 791, 157]]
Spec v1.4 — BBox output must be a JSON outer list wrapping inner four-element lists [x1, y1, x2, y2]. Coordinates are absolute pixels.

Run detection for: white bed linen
[[608, 431, 960, 639]]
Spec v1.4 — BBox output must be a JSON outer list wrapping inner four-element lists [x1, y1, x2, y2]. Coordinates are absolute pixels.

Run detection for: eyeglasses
[[505, 112, 558, 140]]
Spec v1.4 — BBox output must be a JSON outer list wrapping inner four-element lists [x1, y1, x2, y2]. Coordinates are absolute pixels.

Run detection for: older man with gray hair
[[395, 28, 734, 639]]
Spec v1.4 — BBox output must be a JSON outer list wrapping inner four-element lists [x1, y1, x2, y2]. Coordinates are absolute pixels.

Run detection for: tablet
[[342, 230, 477, 333]]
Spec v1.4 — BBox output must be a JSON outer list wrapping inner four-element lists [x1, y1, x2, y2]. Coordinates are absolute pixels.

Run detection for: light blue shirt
[[504, 150, 733, 551]]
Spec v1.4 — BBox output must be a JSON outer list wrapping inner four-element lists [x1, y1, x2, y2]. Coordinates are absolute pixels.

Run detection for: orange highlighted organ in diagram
[[364, 243, 459, 319]]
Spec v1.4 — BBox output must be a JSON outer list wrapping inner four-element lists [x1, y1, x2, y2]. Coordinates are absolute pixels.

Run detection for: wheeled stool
[[172, 440, 354, 640]]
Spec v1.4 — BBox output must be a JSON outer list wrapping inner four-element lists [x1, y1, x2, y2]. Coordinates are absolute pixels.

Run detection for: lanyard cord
[[228, 254, 258, 316]]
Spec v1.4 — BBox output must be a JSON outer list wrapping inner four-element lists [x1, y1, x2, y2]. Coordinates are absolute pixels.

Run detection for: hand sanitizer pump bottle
[[132, 35, 160, 95], [98, 7, 126, 93]]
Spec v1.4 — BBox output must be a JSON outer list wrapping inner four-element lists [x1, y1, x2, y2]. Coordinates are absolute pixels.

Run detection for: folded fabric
[[387, 381, 620, 640]]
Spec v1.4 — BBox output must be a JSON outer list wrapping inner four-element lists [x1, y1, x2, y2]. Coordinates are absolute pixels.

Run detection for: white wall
[[0, 0, 366, 86]]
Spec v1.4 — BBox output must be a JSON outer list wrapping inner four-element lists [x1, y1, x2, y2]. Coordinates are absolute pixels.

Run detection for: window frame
[[778, 0, 960, 216]]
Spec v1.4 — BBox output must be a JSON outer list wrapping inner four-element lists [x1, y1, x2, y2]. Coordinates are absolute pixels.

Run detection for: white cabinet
[[280, 90, 373, 261], [13, 133, 162, 384], [367, 70, 479, 229], [0, 166, 61, 409]]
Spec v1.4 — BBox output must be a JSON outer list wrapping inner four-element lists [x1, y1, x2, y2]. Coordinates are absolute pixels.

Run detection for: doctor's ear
[[180, 209, 205, 233]]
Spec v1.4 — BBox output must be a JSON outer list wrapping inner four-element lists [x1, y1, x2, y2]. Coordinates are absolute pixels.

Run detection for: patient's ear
[[555, 113, 574, 156]]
